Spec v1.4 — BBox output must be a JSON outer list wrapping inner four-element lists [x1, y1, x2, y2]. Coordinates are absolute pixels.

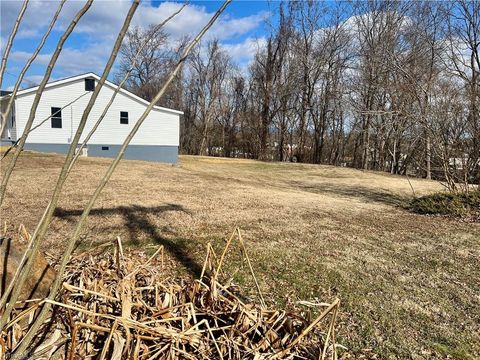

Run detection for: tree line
[[117, 0, 480, 191]]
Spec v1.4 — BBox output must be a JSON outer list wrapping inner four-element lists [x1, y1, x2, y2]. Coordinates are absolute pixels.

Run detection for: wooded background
[[116, 0, 479, 190]]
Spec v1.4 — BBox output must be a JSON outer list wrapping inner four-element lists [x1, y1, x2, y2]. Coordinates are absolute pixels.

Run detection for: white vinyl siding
[[14, 78, 179, 146]]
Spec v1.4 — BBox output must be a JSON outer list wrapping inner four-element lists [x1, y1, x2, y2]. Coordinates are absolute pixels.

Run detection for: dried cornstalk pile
[[1, 230, 340, 359]]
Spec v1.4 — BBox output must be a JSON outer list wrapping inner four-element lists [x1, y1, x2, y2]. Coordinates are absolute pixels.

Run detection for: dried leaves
[[1, 228, 339, 359]]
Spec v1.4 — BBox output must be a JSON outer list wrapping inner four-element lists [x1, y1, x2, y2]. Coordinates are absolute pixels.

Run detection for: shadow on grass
[[54, 204, 202, 278], [293, 182, 410, 207]]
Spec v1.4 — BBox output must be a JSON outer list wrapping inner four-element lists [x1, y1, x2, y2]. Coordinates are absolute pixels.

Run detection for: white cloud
[[0, 34, 6, 53], [51, 45, 113, 75], [10, 41, 114, 78], [21, 74, 46, 88], [223, 36, 266, 64], [1, 0, 126, 39], [140, 3, 269, 41], [1, 1, 267, 82], [1, 1, 268, 41], [6, 74, 49, 90]]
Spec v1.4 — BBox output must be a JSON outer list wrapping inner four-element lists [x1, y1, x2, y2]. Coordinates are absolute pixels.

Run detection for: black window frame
[[51, 107, 62, 128], [101, 146, 109, 151], [85, 78, 95, 91], [120, 111, 129, 124]]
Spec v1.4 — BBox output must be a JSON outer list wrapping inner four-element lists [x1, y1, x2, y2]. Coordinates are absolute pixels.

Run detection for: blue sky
[[0, 0, 276, 90]]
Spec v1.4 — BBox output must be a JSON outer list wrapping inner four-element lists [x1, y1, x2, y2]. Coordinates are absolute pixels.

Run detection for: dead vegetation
[[1, 227, 340, 359]]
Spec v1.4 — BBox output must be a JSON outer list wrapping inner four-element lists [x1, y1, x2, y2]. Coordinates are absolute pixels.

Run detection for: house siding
[[0, 99, 16, 141], [23, 143, 178, 164], [13, 76, 179, 162], [87, 144, 178, 163]]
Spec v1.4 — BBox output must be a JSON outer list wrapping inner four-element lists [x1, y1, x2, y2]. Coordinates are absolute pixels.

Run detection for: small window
[[51, 107, 62, 128], [120, 111, 128, 124], [85, 78, 95, 91], [101, 146, 109, 151]]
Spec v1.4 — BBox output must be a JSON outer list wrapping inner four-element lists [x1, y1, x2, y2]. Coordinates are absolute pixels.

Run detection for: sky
[[0, 0, 276, 90]]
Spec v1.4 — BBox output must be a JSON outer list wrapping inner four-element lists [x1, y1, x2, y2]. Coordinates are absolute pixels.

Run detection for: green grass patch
[[410, 191, 480, 218], [431, 342, 477, 360]]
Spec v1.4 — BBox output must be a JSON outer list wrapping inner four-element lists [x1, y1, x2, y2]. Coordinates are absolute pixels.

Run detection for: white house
[[0, 73, 182, 163]]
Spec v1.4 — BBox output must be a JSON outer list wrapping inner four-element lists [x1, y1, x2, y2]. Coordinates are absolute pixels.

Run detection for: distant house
[[0, 73, 182, 163]]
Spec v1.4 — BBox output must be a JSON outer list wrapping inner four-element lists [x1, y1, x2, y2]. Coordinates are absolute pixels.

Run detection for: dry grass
[[1, 152, 479, 359]]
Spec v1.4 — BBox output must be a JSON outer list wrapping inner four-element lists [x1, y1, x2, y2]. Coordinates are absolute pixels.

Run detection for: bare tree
[[350, 1, 410, 170], [117, 22, 186, 110], [249, 3, 292, 160], [173, 0, 477, 190], [189, 40, 232, 155], [444, 0, 480, 189]]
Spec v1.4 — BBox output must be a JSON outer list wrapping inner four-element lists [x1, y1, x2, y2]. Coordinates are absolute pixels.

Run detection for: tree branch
[[0, 0, 29, 89]]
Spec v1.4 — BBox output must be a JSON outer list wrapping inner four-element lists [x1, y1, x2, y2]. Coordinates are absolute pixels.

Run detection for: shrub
[[410, 191, 480, 218]]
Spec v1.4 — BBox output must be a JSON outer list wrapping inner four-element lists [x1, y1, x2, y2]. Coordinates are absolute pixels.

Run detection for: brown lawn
[[1, 152, 479, 359]]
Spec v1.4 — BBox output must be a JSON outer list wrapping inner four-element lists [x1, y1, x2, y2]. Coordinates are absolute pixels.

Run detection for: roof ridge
[[1, 73, 183, 115]]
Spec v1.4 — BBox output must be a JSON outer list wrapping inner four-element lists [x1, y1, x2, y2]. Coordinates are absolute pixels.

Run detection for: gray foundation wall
[[20, 143, 178, 164]]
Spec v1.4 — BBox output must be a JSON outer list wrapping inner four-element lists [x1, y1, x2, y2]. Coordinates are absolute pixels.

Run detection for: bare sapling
[[0, 0, 140, 335], [0, 0, 66, 138], [9, 1, 231, 357], [2, 3, 140, 355], [0, 0, 29, 88], [0, 0, 94, 323], [69, 3, 187, 170], [0, 0, 93, 207]]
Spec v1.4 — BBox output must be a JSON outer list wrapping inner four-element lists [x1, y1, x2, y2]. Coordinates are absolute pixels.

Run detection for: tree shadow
[[291, 182, 410, 207], [1, 236, 11, 295], [54, 204, 202, 278]]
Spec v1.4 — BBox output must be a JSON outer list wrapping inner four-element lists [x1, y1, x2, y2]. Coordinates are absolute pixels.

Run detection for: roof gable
[[3, 73, 183, 115]]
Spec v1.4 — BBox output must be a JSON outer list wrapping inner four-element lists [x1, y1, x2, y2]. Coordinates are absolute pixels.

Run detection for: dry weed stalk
[[1, 228, 340, 359]]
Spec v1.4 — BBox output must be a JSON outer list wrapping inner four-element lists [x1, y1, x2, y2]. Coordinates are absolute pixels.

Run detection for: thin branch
[[0, 0, 93, 207], [69, 2, 187, 170], [7, 2, 142, 356], [1, 91, 90, 160], [0, 0, 94, 327], [0, 0, 65, 138], [10, 2, 231, 358], [0, 0, 29, 88]]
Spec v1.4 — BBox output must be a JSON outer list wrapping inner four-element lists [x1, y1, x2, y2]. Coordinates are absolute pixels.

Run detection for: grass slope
[[1, 152, 479, 359]]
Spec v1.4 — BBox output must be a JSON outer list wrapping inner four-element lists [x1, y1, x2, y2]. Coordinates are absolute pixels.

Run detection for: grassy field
[[1, 152, 479, 359]]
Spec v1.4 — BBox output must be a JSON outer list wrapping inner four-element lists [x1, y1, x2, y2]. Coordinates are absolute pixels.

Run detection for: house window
[[85, 78, 95, 91], [102, 146, 109, 151], [51, 107, 62, 128], [120, 111, 128, 124]]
